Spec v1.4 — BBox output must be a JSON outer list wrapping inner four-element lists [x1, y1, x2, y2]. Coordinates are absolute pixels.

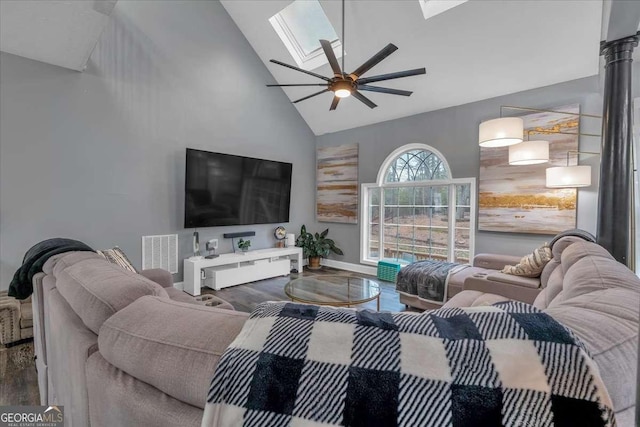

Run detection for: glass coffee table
[[284, 275, 381, 310]]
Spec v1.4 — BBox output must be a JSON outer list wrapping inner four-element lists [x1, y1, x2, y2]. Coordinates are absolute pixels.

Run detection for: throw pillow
[[96, 247, 137, 273], [502, 244, 552, 278]]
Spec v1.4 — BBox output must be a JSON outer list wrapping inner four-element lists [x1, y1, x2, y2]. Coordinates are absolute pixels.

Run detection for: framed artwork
[[478, 104, 579, 235], [316, 143, 359, 224]]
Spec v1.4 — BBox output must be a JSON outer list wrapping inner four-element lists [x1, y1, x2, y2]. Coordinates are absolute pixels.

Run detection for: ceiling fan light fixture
[[266, 0, 426, 111], [332, 80, 353, 98]]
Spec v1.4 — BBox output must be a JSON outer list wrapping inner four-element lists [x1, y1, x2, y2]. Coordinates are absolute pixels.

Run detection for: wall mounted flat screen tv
[[185, 148, 292, 228]]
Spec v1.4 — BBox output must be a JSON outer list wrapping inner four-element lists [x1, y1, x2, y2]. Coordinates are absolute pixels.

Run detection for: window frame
[[269, 0, 343, 71], [360, 144, 476, 266]]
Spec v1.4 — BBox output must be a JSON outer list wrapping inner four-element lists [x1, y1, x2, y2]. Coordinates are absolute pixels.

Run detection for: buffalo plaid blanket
[[202, 301, 615, 427]]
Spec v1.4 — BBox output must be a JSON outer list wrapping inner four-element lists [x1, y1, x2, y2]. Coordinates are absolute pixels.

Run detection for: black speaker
[[223, 231, 256, 239]]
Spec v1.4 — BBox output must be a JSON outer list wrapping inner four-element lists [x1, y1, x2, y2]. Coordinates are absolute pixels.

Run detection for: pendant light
[[478, 117, 524, 147], [546, 166, 592, 188], [508, 140, 549, 165]]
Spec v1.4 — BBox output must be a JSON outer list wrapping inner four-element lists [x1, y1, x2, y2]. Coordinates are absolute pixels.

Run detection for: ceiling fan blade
[[269, 59, 332, 82], [266, 84, 328, 87], [357, 68, 426, 85], [320, 39, 342, 77], [292, 89, 330, 104], [358, 85, 413, 96], [330, 96, 340, 111], [352, 91, 377, 109], [349, 43, 398, 78]]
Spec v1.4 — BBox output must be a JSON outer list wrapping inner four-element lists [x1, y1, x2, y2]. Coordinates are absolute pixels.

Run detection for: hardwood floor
[[202, 266, 412, 313], [0, 342, 39, 406], [0, 266, 412, 406]]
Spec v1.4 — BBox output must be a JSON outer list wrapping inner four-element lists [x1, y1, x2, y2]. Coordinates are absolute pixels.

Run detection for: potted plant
[[237, 238, 251, 252], [295, 225, 343, 270]]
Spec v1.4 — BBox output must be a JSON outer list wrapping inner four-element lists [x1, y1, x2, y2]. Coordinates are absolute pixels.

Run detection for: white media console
[[183, 247, 303, 296]]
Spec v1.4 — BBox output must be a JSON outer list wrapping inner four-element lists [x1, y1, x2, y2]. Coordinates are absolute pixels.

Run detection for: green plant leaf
[[320, 229, 329, 238]]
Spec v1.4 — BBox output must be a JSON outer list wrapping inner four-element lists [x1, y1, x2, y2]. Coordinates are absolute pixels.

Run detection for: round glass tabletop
[[284, 275, 381, 309]]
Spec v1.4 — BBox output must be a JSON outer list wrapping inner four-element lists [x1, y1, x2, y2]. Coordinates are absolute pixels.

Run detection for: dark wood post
[[597, 33, 639, 266]]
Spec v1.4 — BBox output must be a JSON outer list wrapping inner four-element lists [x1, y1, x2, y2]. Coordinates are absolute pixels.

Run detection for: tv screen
[[184, 149, 292, 228]]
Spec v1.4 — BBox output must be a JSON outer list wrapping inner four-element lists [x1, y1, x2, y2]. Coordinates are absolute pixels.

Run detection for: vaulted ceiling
[[0, 0, 116, 71], [221, 0, 604, 135]]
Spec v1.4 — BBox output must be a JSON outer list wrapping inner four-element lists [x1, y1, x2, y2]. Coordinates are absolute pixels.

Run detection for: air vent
[[142, 234, 178, 274]]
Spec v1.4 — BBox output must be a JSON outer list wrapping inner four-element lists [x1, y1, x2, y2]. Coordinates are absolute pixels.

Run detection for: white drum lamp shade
[[546, 165, 591, 188], [479, 117, 524, 147], [508, 140, 549, 165]]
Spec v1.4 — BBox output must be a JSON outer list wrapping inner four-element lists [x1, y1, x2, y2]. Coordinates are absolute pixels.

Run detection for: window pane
[[384, 149, 451, 183], [367, 187, 381, 260], [277, 0, 339, 56], [455, 228, 470, 263]]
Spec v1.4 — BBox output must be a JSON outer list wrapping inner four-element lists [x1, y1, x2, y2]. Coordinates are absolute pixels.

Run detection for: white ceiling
[[0, 0, 117, 71], [221, 0, 604, 136]]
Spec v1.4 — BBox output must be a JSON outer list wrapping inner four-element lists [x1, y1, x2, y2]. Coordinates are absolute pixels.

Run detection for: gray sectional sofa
[[31, 251, 244, 427], [31, 241, 638, 426]]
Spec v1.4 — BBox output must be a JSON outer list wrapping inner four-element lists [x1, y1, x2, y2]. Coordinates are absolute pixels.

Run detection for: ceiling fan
[[266, 0, 426, 111]]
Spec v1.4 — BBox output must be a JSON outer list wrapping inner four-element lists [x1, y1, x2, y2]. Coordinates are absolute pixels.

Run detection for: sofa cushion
[[98, 296, 248, 409], [484, 272, 540, 289], [20, 303, 33, 328], [55, 258, 169, 334], [552, 253, 639, 307], [48, 251, 103, 277], [560, 241, 614, 274], [86, 352, 203, 427], [545, 288, 639, 415], [163, 288, 234, 310], [501, 244, 552, 277], [443, 290, 510, 308], [532, 265, 564, 310], [96, 247, 137, 273]]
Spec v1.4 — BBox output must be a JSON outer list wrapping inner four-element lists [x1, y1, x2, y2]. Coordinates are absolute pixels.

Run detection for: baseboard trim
[[321, 259, 377, 276], [173, 281, 184, 291]]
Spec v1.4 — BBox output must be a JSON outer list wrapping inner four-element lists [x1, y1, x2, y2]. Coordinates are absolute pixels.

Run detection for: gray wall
[[0, 0, 316, 289], [315, 69, 639, 265]]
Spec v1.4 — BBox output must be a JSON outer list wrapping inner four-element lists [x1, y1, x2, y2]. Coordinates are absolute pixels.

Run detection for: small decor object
[[285, 233, 296, 247], [479, 104, 579, 234], [96, 247, 137, 273], [237, 238, 251, 252], [317, 143, 359, 224], [274, 226, 286, 248], [205, 239, 219, 259], [377, 259, 403, 282], [502, 244, 552, 278], [295, 225, 343, 270]]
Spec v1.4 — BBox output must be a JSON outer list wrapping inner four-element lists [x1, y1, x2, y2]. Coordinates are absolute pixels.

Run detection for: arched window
[[384, 148, 450, 183], [361, 144, 475, 266]]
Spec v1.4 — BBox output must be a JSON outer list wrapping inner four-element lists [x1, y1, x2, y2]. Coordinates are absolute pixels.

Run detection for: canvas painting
[[478, 104, 579, 235], [317, 143, 359, 224]]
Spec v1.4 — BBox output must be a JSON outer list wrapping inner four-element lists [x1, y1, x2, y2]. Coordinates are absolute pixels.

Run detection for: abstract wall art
[[478, 104, 579, 235], [317, 143, 359, 224]]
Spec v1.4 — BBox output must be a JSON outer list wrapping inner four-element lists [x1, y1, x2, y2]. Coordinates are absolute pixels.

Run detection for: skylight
[[269, 0, 343, 70], [418, 0, 468, 20]]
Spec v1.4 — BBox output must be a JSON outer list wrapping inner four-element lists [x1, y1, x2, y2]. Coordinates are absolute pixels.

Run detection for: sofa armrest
[[472, 253, 523, 270], [139, 268, 173, 288], [464, 276, 541, 304], [443, 290, 511, 308], [98, 296, 248, 409], [0, 296, 22, 345]]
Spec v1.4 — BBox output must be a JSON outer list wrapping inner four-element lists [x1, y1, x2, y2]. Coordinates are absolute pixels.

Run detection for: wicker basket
[[377, 260, 403, 282]]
